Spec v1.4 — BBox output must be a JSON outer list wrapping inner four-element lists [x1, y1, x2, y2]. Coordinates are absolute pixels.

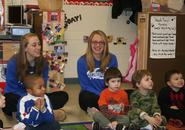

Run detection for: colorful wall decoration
[[64, 0, 112, 6]]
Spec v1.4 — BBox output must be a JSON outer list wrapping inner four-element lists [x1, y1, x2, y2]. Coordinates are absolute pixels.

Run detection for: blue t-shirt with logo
[[77, 53, 118, 96]]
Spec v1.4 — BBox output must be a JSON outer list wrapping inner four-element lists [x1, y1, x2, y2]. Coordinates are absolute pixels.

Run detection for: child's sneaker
[[92, 122, 100, 130], [128, 123, 139, 130], [116, 123, 127, 130], [155, 126, 167, 130]]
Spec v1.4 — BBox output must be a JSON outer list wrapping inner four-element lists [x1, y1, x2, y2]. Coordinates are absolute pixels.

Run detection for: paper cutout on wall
[[64, 0, 112, 6], [123, 37, 138, 82], [0, 0, 4, 27], [64, 14, 82, 28]]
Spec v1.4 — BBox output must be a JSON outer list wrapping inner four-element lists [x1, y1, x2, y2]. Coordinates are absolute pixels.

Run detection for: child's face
[[107, 77, 121, 92], [137, 75, 153, 91], [27, 78, 46, 97], [167, 73, 184, 89], [0, 94, 5, 108]]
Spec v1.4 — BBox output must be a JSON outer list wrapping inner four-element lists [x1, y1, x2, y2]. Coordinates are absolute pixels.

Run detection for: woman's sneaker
[[92, 122, 100, 130]]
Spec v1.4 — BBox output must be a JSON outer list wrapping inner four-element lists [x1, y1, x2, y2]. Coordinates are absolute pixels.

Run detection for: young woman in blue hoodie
[[3, 33, 68, 116], [77, 30, 118, 112]]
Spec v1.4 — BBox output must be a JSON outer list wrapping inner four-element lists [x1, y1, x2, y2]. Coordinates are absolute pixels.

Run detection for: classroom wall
[[4, 0, 137, 78], [63, 5, 137, 78]]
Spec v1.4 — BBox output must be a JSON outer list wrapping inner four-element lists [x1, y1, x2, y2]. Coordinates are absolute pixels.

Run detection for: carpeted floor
[[60, 121, 93, 130]]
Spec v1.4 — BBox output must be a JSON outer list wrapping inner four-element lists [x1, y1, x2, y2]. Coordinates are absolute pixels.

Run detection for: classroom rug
[[60, 121, 93, 130]]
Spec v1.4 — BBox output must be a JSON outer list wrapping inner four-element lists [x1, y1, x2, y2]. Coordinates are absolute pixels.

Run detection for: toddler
[[158, 69, 185, 128], [88, 67, 130, 130], [16, 74, 60, 130], [128, 69, 166, 130]]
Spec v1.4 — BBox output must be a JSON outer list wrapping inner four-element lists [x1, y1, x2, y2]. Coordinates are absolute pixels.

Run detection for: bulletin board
[[147, 13, 185, 94]]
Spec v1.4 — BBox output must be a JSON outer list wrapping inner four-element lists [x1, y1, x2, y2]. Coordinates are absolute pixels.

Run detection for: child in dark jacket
[[158, 69, 185, 128]]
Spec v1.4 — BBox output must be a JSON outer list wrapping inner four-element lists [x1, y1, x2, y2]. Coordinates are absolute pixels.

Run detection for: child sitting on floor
[[16, 74, 60, 130], [128, 69, 166, 130], [158, 69, 185, 128], [0, 89, 5, 129], [0, 89, 25, 130], [88, 67, 130, 130]]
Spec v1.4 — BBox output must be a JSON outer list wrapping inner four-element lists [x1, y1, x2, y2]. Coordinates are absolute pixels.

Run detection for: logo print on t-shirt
[[87, 68, 104, 80]]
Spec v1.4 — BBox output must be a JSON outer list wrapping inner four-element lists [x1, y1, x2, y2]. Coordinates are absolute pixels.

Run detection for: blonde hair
[[85, 30, 110, 72]]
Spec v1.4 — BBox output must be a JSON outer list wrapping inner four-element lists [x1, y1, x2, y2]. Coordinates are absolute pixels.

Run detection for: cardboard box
[[38, 0, 63, 11]]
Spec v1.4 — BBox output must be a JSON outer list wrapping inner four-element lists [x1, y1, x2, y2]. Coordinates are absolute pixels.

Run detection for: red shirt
[[98, 88, 129, 116]]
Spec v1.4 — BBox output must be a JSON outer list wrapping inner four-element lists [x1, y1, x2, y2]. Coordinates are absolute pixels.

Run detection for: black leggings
[[2, 91, 69, 116], [79, 90, 99, 112], [0, 119, 3, 128]]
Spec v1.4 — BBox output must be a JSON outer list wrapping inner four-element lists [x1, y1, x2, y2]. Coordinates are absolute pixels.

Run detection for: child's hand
[[170, 105, 179, 110], [111, 121, 118, 129], [40, 98, 45, 110], [0, 94, 5, 108], [34, 98, 41, 110], [34, 98, 45, 110], [145, 115, 159, 128], [154, 115, 162, 125]]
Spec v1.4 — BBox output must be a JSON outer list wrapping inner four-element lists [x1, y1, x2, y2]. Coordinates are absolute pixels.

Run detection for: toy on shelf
[[42, 23, 65, 45], [43, 50, 67, 74], [43, 50, 67, 91], [48, 70, 66, 91], [41, 11, 67, 89]]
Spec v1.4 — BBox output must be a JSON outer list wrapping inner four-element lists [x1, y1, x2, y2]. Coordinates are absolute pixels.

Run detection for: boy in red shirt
[[88, 67, 130, 130]]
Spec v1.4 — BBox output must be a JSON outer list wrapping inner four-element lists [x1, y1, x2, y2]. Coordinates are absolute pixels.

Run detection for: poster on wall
[[0, 0, 4, 27], [64, 0, 112, 6], [150, 16, 176, 59]]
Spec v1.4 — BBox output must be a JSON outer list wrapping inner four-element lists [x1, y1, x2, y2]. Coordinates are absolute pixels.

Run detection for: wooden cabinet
[[0, 40, 19, 61], [137, 12, 185, 94], [27, 11, 43, 40], [0, 40, 19, 90]]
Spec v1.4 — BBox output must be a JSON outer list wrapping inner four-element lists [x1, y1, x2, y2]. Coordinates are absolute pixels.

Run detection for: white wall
[[63, 5, 137, 78], [4, 0, 137, 78]]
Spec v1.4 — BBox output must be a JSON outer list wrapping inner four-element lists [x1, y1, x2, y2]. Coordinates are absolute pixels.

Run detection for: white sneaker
[[13, 122, 26, 130]]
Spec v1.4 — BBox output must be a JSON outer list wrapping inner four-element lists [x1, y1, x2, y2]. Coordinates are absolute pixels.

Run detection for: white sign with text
[[150, 16, 176, 59]]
